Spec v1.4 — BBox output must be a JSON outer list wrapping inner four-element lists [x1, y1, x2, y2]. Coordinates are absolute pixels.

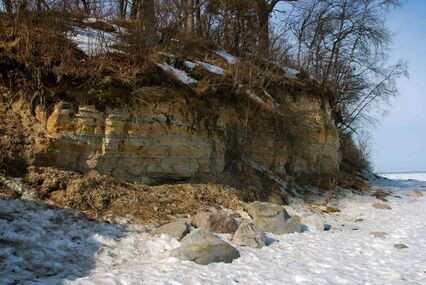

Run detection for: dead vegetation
[[18, 166, 244, 224], [0, 94, 29, 177]]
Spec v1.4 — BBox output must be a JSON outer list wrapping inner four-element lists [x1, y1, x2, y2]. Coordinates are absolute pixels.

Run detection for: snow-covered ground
[[1, 173, 426, 285]]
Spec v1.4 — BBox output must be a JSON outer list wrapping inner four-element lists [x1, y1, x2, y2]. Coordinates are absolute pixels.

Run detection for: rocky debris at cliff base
[[171, 242, 240, 265], [171, 228, 240, 265], [180, 228, 220, 245], [300, 214, 325, 231], [245, 201, 302, 234], [231, 222, 267, 248], [374, 189, 392, 201], [191, 211, 238, 234], [151, 221, 190, 240], [372, 202, 392, 210], [324, 206, 341, 213]]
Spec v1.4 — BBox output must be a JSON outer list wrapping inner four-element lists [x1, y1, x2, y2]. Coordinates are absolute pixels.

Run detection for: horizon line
[[377, 170, 426, 174]]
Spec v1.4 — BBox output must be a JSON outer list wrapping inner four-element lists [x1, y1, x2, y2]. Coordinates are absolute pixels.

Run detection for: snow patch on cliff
[[215, 50, 237, 64], [195, 61, 225, 75], [69, 26, 119, 56], [157, 63, 198, 85]]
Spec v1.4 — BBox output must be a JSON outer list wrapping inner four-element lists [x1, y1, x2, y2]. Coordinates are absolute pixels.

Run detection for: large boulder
[[232, 222, 266, 248], [191, 211, 238, 234], [301, 214, 325, 231], [245, 202, 302, 234], [407, 190, 423, 197], [181, 228, 220, 245], [151, 221, 190, 240], [171, 228, 240, 265], [267, 192, 289, 205]]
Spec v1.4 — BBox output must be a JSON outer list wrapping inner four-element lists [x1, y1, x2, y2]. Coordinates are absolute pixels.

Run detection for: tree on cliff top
[[282, 0, 407, 131], [0, 0, 406, 137]]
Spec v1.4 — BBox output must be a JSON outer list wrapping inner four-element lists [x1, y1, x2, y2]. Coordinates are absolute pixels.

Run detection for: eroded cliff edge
[[28, 86, 339, 185]]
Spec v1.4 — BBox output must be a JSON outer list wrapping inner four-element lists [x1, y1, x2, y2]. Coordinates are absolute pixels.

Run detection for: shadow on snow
[[0, 198, 125, 284]]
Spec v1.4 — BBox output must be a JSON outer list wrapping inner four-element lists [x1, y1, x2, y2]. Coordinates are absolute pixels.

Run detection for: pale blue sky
[[371, 0, 426, 173]]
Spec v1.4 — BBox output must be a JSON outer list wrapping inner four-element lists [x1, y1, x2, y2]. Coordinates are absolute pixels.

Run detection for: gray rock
[[267, 192, 288, 205], [372, 203, 391, 210], [407, 190, 423, 197], [245, 201, 302, 234], [151, 221, 190, 240], [394, 243, 408, 249], [171, 242, 240, 265], [232, 222, 266, 248], [191, 211, 238, 234], [172, 228, 240, 265], [284, 218, 303, 233], [181, 228, 221, 245], [374, 189, 391, 202], [301, 214, 325, 231]]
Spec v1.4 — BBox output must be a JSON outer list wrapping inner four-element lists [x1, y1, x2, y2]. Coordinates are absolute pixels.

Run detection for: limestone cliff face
[[246, 96, 340, 177], [33, 91, 340, 183]]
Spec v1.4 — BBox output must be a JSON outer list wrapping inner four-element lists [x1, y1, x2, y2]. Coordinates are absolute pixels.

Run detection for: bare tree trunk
[[37, 0, 42, 12], [223, 5, 229, 48], [80, 0, 90, 15], [254, 0, 275, 50], [141, 0, 156, 44], [258, 10, 269, 49], [119, 0, 128, 19], [186, 0, 194, 35], [4, 0, 13, 14], [130, 0, 140, 19], [18, 0, 28, 13], [254, 0, 298, 51], [194, 0, 202, 36]]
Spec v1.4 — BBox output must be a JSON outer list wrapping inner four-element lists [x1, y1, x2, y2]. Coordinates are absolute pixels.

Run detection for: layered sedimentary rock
[[246, 96, 340, 176], [33, 89, 340, 183]]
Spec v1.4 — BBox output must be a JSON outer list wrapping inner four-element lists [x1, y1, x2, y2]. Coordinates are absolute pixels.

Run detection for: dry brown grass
[[23, 167, 245, 225], [0, 96, 29, 177]]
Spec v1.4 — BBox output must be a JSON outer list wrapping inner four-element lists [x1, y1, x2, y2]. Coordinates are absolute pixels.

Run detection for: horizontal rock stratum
[[29, 87, 339, 183]]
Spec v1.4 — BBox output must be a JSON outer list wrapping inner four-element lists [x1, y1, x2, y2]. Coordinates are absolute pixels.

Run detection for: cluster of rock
[[151, 201, 326, 265]]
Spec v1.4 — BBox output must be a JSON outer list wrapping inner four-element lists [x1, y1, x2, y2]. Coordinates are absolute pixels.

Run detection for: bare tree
[[254, 0, 298, 49], [118, 0, 128, 18], [286, 0, 406, 130], [185, 0, 194, 34], [3, 0, 13, 14], [194, 0, 202, 36], [141, 0, 156, 43], [130, 0, 140, 19]]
